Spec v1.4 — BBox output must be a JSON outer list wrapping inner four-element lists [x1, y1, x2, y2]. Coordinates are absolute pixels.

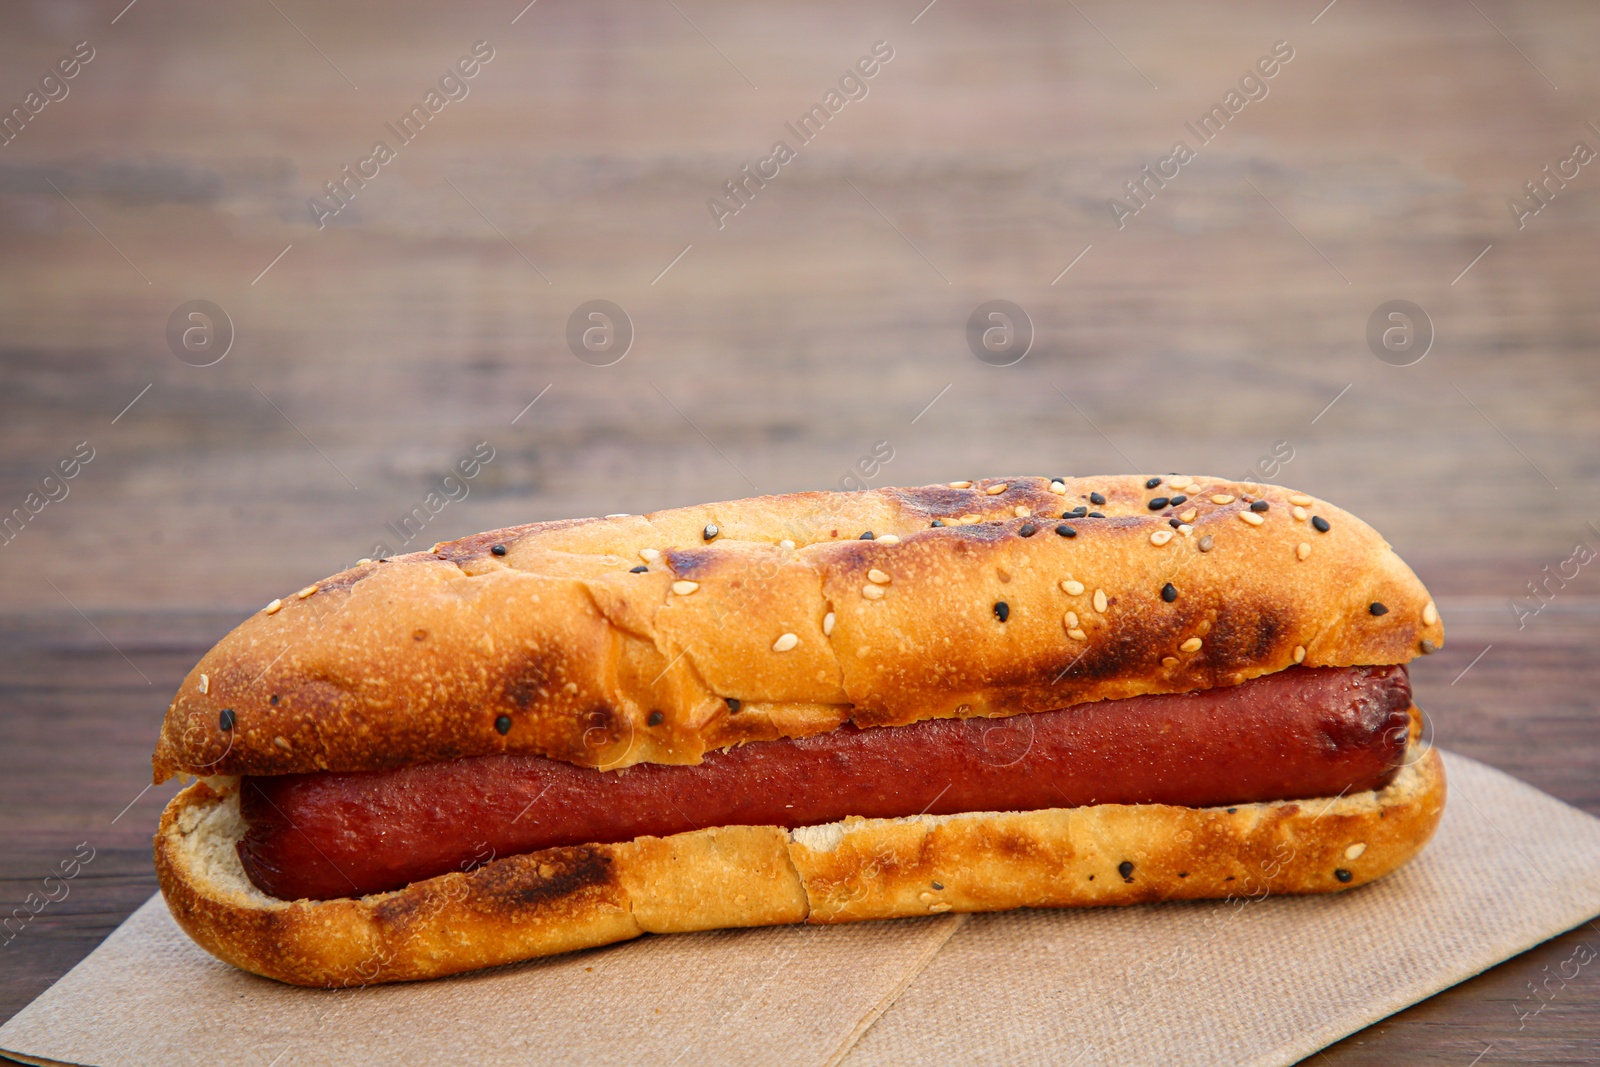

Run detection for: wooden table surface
[[2, 0, 1596, 1062]]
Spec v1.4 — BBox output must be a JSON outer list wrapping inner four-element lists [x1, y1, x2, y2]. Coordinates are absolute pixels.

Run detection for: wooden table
[[2, 0, 1596, 1062]]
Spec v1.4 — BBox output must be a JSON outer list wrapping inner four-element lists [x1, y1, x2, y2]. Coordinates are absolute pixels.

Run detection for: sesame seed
[[491, 544, 507, 557], [1198, 536, 1215, 552], [1180, 637, 1202, 652], [860, 531, 875, 540], [1019, 523, 1037, 537], [1089, 492, 1107, 505], [357, 557, 372, 565], [1147, 497, 1169, 510], [219, 708, 235, 731], [961, 514, 982, 524], [1334, 869, 1353, 884], [928, 902, 953, 913], [1087, 511, 1105, 519], [1169, 494, 1188, 506], [726, 697, 740, 713], [630, 565, 649, 573], [1239, 511, 1265, 526], [1049, 480, 1067, 494], [1119, 860, 1135, 881], [877, 534, 901, 544], [1067, 628, 1087, 640], [198, 674, 209, 694], [648, 711, 664, 726], [1312, 515, 1331, 533], [1056, 524, 1077, 538], [772, 633, 799, 652], [703, 524, 719, 540], [985, 484, 1008, 495], [494, 715, 512, 735], [1293, 645, 1306, 664], [1344, 842, 1366, 860], [823, 612, 836, 636], [1250, 500, 1269, 513], [780, 539, 796, 549], [1210, 494, 1235, 505], [1178, 524, 1194, 536], [1161, 656, 1178, 667], [274, 735, 291, 751], [1062, 580, 1085, 595], [1150, 530, 1173, 546], [1145, 477, 1162, 489], [1292, 506, 1308, 522], [1420, 639, 1440, 654], [1179, 508, 1197, 523], [1289, 494, 1313, 507], [862, 583, 887, 600], [868, 568, 891, 584], [1014, 506, 1031, 518], [1423, 603, 1439, 625], [1065, 506, 1088, 518], [1162, 582, 1177, 602], [932, 881, 944, 890], [993, 601, 1010, 622], [639, 548, 661, 562], [949, 481, 972, 489], [1297, 542, 1311, 561], [931, 519, 945, 527], [296, 584, 319, 599], [1168, 518, 1182, 528], [264, 599, 283, 615], [1369, 602, 1389, 616], [1093, 589, 1108, 613], [1064, 611, 1079, 628], [672, 580, 700, 595]]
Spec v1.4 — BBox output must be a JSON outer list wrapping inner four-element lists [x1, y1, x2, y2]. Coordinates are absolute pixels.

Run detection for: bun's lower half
[[154, 743, 1445, 986]]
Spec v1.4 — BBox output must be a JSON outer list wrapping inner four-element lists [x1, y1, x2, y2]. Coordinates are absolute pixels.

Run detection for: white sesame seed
[[1297, 542, 1311, 561], [1292, 506, 1308, 521], [960, 514, 982, 524], [1344, 842, 1367, 860], [1162, 656, 1179, 667], [1211, 494, 1235, 505], [1198, 536, 1215, 552], [1062, 580, 1085, 596], [1068, 628, 1088, 641], [1423, 603, 1439, 626], [1180, 637, 1202, 653], [862, 584, 886, 600], [357, 558, 372, 566], [1093, 589, 1108, 613], [876, 534, 901, 544], [1289, 494, 1314, 507], [1421, 639, 1440, 654], [928, 902, 953, 913], [1014, 505, 1031, 517], [780, 539, 796, 550], [1049, 481, 1067, 494], [985, 484, 1008, 495], [1179, 508, 1197, 523], [948, 481, 972, 489], [1239, 511, 1265, 526], [671, 580, 699, 595], [1150, 530, 1173, 546], [198, 674, 209, 694], [867, 569, 891, 584], [1182, 482, 1201, 494], [1178, 524, 1194, 536], [273, 735, 291, 751], [1293, 645, 1306, 664], [823, 612, 836, 636], [606, 513, 631, 518], [296, 584, 319, 599], [264, 599, 283, 615], [639, 548, 661, 562], [1064, 611, 1079, 628], [772, 633, 799, 652]]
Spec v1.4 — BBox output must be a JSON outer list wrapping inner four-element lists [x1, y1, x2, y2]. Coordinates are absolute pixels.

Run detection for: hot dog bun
[[154, 744, 1446, 986], [152, 476, 1443, 781]]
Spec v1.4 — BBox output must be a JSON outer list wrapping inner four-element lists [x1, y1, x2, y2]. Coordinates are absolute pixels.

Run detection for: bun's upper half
[[153, 476, 1443, 780]]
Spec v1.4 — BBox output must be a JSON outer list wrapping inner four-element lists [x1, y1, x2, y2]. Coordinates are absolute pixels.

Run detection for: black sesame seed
[[703, 524, 719, 540], [1055, 524, 1077, 538], [1177, 872, 1188, 878], [993, 601, 1010, 622], [647, 710, 664, 726], [1065, 506, 1088, 518], [494, 715, 512, 735], [218, 708, 235, 731], [1312, 515, 1331, 533], [1169, 494, 1188, 506], [1169, 518, 1182, 528], [1148, 497, 1169, 510], [490, 544, 507, 557], [269, 694, 280, 706], [1090, 492, 1107, 505], [860, 531, 875, 540], [932, 881, 944, 890], [1334, 868, 1353, 883], [629, 565, 649, 573], [1087, 511, 1105, 519], [725, 697, 741, 713], [1227, 807, 1238, 814], [1369, 602, 1389, 616], [1145, 477, 1162, 489], [1118, 860, 1135, 882], [1018, 523, 1037, 537], [931, 519, 945, 527], [1250, 500, 1269, 513], [1162, 582, 1177, 603]]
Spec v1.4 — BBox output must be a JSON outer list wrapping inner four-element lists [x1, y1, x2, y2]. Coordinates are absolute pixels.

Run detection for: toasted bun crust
[[153, 744, 1446, 986], [152, 476, 1443, 780]]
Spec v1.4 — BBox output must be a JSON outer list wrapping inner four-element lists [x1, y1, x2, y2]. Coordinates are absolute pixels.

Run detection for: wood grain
[[1, 0, 1597, 1061]]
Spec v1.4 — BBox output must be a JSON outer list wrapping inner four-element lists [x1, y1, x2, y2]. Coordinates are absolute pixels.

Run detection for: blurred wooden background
[[1, 0, 1597, 1062]]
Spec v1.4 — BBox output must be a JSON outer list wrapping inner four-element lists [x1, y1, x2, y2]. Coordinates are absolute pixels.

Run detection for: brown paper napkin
[[4, 751, 1598, 1067]]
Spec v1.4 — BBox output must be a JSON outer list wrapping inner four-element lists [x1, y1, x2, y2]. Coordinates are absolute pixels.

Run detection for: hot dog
[[151, 475, 1448, 986]]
